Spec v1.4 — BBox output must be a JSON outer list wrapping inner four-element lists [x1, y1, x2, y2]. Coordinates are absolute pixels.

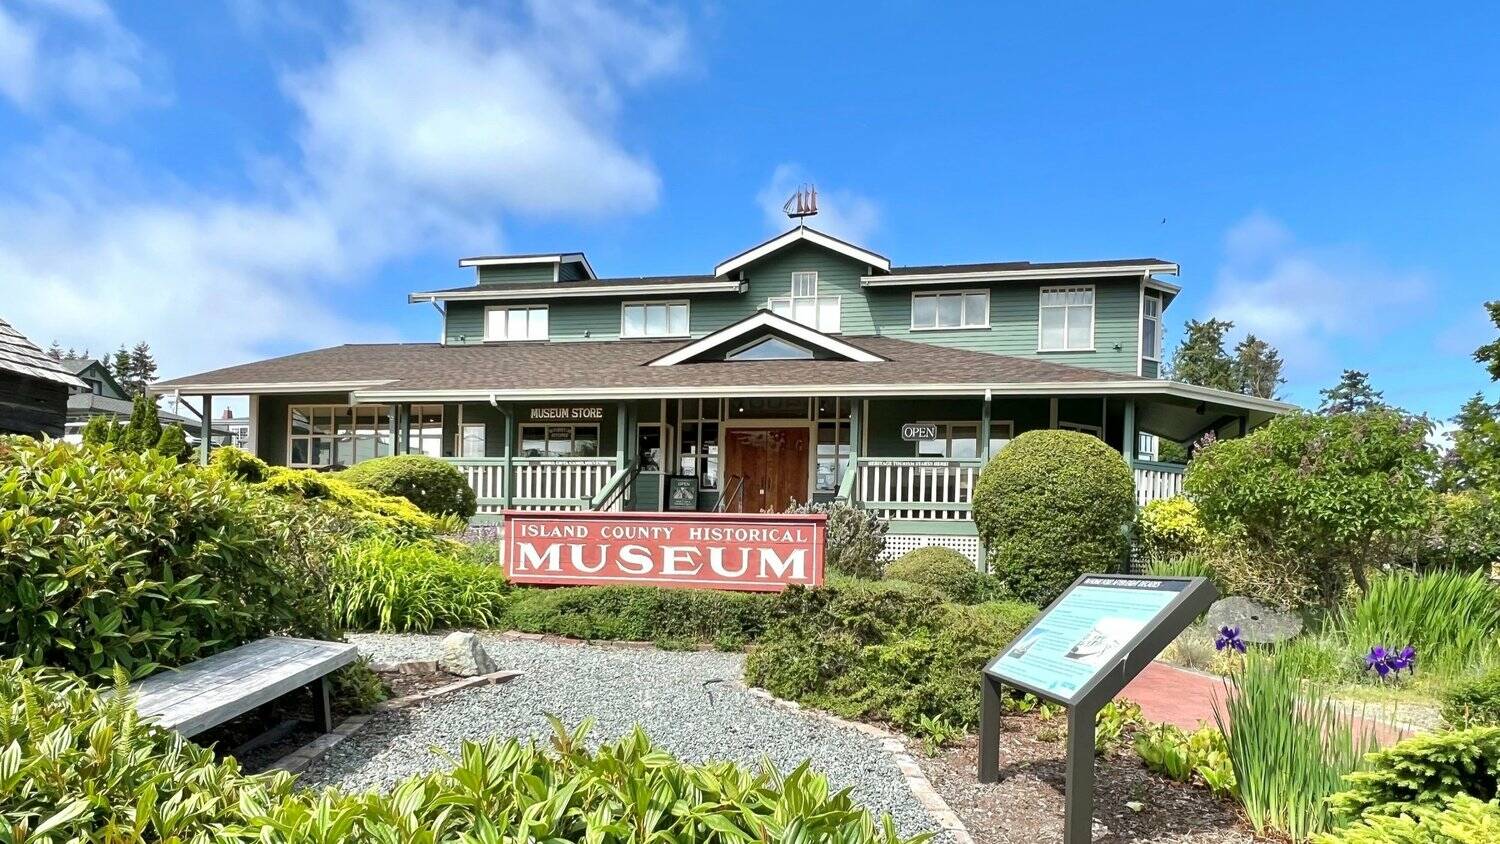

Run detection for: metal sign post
[[979, 574, 1217, 844]]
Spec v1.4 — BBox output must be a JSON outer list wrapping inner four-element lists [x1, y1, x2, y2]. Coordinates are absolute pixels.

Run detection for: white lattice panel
[[881, 534, 983, 568]]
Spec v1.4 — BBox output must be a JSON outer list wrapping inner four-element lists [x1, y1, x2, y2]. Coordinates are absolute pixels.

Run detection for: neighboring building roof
[[0, 318, 85, 389], [65, 392, 232, 432], [714, 226, 890, 277], [409, 275, 736, 303], [59, 357, 129, 398], [58, 357, 95, 375]]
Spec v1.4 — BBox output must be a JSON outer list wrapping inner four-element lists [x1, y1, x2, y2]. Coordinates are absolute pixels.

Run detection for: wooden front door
[[722, 427, 810, 513]]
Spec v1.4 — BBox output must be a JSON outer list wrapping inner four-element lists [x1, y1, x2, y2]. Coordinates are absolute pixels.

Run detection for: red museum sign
[[501, 510, 827, 592]]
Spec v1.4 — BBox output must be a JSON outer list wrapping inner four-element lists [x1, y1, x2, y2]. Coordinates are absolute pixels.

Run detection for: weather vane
[[783, 184, 818, 222]]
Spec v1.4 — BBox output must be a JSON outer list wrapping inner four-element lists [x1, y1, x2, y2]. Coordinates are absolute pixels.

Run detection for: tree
[[1442, 393, 1500, 494], [46, 341, 63, 361], [128, 342, 158, 396], [1232, 334, 1285, 399], [110, 346, 134, 394], [80, 415, 121, 446], [1318, 369, 1387, 415], [1186, 410, 1435, 606], [119, 395, 162, 453], [154, 424, 192, 463], [1476, 300, 1500, 382], [1168, 318, 1237, 392]]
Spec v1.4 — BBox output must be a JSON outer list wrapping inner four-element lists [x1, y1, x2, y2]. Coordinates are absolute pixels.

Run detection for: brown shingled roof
[[155, 335, 1133, 394]]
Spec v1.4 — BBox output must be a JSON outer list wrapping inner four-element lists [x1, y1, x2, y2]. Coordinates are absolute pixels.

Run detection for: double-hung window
[[288, 404, 392, 468], [622, 301, 689, 338], [1141, 292, 1162, 360], [1038, 286, 1094, 351], [912, 290, 989, 330], [485, 305, 548, 341], [768, 271, 840, 332]]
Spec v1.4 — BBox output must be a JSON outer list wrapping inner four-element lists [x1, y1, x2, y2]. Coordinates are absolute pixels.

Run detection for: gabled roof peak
[[713, 226, 890, 278]]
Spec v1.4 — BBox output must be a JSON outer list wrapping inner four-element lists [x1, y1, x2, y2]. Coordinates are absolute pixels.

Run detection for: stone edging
[[742, 687, 974, 844], [266, 668, 521, 774]]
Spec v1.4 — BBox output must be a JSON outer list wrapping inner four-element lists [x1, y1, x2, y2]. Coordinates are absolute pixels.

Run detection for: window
[[407, 405, 444, 457], [1039, 286, 1094, 351], [726, 337, 814, 361], [912, 290, 989, 330], [1142, 292, 1162, 360], [677, 398, 720, 490], [289, 404, 392, 468], [768, 271, 840, 332], [913, 420, 1015, 459], [1137, 432, 1159, 462], [460, 423, 486, 458], [519, 424, 599, 457], [637, 424, 663, 472], [622, 301, 689, 338], [815, 398, 852, 493], [484, 305, 548, 341], [1057, 420, 1103, 438]]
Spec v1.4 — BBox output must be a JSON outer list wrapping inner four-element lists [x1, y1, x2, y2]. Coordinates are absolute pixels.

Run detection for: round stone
[[1203, 596, 1302, 644]]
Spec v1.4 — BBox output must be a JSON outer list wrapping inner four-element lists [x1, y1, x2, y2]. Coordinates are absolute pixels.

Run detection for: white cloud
[[1207, 212, 1431, 381], [0, 0, 158, 115], [0, 0, 686, 381], [757, 164, 881, 245]]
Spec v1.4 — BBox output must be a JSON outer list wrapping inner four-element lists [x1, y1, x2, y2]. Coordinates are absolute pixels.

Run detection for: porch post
[[500, 404, 514, 508], [848, 397, 862, 463], [199, 394, 212, 466], [979, 390, 993, 463], [616, 401, 629, 471], [1122, 399, 1137, 469], [387, 404, 399, 456], [398, 403, 411, 454]]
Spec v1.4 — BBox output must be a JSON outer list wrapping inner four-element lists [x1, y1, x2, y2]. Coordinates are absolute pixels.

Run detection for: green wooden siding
[[477, 263, 555, 284], [444, 240, 1144, 374]]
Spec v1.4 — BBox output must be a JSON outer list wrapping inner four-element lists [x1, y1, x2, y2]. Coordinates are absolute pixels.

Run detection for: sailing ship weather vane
[[783, 184, 818, 223]]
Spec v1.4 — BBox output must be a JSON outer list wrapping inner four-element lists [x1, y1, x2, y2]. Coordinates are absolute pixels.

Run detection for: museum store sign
[[502, 510, 826, 592]]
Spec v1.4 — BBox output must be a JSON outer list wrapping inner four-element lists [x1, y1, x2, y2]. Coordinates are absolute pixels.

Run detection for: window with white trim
[[815, 398, 851, 493], [484, 305, 548, 341], [913, 420, 1015, 459], [622, 301, 689, 338], [677, 398, 720, 490], [1142, 292, 1162, 360], [1137, 432, 1159, 461], [1038, 286, 1094, 351], [768, 271, 840, 332], [1058, 420, 1103, 439], [519, 424, 600, 457], [288, 404, 392, 468], [912, 290, 989, 330], [407, 404, 444, 457]]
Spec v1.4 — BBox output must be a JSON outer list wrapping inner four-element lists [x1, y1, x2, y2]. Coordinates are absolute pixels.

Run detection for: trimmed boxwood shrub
[[339, 454, 478, 519], [505, 585, 775, 648], [973, 429, 1135, 604], [884, 546, 985, 603]]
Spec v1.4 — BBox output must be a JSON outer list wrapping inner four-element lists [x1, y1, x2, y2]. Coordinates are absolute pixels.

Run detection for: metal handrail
[[716, 474, 746, 513]]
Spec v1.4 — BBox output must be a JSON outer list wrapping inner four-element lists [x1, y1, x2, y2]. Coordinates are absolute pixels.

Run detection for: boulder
[[439, 631, 499, 677], [1203, 596, 1303, 644]]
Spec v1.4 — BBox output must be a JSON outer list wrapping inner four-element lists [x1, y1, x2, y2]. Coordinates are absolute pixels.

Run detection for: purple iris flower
[[1215, 626, 1246, 653], [1364, 645, 1417, 679]]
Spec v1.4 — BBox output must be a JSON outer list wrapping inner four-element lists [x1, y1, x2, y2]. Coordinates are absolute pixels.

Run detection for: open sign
[[901, 423, 939, 441]]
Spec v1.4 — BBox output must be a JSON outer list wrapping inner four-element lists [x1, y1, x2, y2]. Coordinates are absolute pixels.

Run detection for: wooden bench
[[132, 637, 358, 737]]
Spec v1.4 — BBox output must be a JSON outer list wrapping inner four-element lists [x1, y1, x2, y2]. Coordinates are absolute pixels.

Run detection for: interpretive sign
[[501, 510, 825, 592], [979, 573, 1216, 844]]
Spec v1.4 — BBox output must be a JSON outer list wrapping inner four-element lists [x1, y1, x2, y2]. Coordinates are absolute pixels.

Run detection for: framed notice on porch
[[501, 510, 826, 592], [666, 476, 699, 511]]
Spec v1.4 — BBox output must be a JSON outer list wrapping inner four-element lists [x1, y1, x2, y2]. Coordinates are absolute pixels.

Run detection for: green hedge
[[973, 429, 1135, 604], [744, 580, 1037, 736], [0, 437, 337, 680], [0, 659, 920, 843], [338, 454, 478, 519], [505, 585, 774, 648], [884, 547, 986, 603]]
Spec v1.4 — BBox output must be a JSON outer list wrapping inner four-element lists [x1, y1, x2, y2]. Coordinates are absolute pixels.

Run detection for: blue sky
[[1, 1, 1496, 421]]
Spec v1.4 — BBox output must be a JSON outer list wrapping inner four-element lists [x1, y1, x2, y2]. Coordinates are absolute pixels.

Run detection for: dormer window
[[768, 271, 840, 332]]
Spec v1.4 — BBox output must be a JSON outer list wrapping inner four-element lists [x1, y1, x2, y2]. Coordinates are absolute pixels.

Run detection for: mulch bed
[[380, 668, 466, 699], [914, 714, 1263, 843]]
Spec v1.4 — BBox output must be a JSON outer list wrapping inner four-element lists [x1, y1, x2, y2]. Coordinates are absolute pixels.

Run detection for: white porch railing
[[857, 458, 981, 521], [448, 457, 617, 514], [1133, 461, 1185, 506]]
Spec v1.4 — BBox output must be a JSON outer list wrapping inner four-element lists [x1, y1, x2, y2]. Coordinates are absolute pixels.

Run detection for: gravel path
[[303, 633, 939, 838]]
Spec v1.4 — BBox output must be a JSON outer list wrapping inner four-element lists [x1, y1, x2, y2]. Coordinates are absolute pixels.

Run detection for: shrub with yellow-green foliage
[[1, 659, 924, 844], [212, 446, 457, 541], [1315, 793, 1500, 843], [1136, 497, 1208, 562], [1326, 726, 1500, 823]]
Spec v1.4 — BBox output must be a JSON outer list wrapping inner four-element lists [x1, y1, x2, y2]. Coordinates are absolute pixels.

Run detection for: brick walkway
[[1118, 661, 1408, 745]]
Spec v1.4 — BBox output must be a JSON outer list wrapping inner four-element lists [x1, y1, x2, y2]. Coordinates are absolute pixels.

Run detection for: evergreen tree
[[111, 345, 134, 395], [1441, 393, 1500, 493], [1318, 369, 1388, 415], [1232, 334, 1286, 399], [47, 341, 63, 361], [1477, 300, 1500, 382], [155, 423, 192, 463], [128, 342, 157, 395], [120, 395, 163, 453], [1167, 318, 1237, 391], [80, 415, 119, 446]]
